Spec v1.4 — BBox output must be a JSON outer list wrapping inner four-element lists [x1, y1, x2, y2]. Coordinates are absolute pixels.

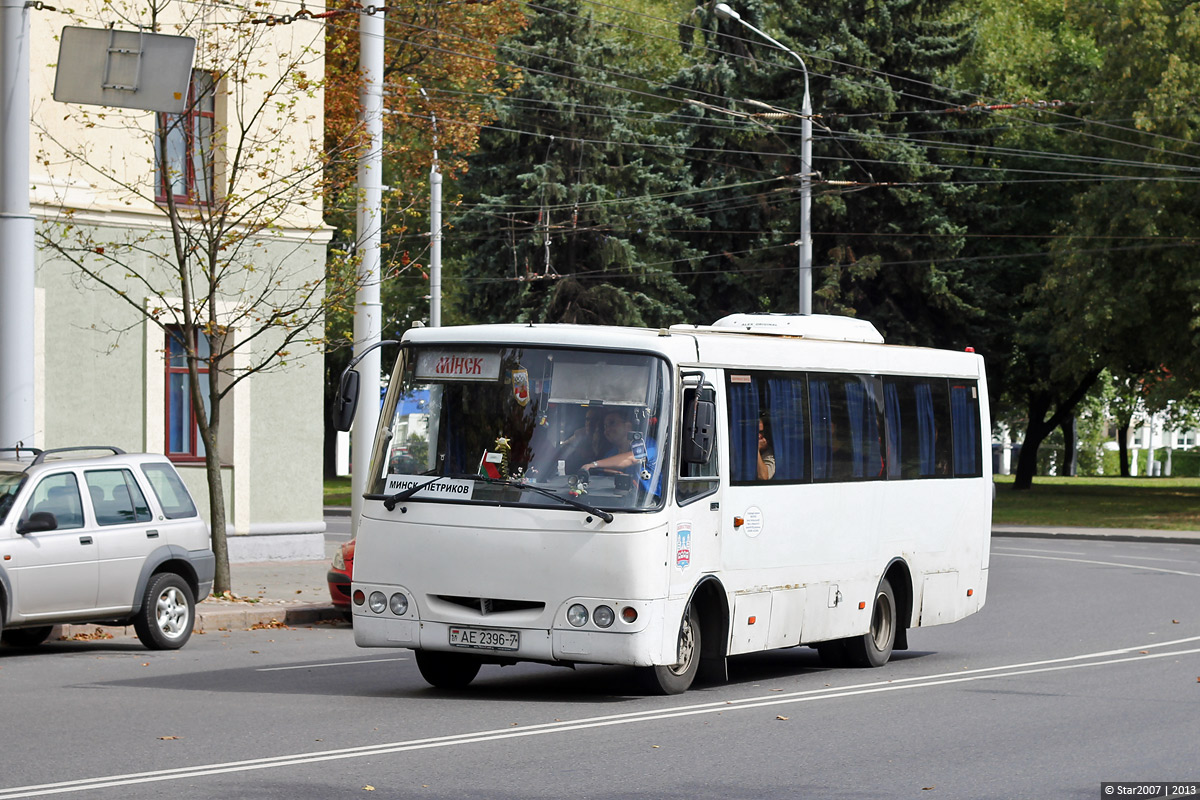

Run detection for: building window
[[155, 71, 215, 204], [165, 328, 211, 461]]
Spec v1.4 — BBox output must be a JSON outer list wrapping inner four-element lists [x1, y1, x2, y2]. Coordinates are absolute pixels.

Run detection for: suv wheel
[[134, 573, 195, 650]]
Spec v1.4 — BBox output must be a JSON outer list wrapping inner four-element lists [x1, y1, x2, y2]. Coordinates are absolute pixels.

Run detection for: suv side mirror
[[17, 511, 58, 535], [681, 387, 716, 465], [332, 368, 360, 432]]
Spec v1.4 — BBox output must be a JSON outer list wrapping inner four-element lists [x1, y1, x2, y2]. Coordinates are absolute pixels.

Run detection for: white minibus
[[336, 314, 991, 694]]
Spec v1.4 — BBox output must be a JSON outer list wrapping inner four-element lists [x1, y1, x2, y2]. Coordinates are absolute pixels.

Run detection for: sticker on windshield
[[385, 474, 477, 500], [512, 369, 530, 407]]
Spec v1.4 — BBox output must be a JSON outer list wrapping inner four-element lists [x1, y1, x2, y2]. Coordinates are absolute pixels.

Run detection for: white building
[[22, 2, 332, 559]]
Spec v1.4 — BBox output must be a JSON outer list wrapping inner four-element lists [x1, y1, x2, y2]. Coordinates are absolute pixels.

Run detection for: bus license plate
[[449, 626, 520, 651]]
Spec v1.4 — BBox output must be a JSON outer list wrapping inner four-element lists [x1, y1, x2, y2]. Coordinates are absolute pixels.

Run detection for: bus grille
[[436, 595, 545, 615]]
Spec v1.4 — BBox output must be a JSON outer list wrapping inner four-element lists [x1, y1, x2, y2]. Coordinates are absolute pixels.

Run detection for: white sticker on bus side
[[675, 522, 692, 571], [384, 474, 477, 500], [741, 506, 764, 538]]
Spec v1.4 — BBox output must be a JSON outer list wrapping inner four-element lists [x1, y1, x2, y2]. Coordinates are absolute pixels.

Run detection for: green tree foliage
[[666, 0, 979, 343], [451, 0, 703, 327]]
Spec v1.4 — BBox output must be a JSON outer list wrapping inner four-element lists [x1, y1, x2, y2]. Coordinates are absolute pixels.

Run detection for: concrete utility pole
[[714, 3, 813, 315], [0, 0, 37, 448], [351, 6, 385, 533]]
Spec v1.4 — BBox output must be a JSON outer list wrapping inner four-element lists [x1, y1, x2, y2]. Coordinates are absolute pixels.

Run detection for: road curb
[[53, 603, 345, 642], [992, 527, 1200, 546]]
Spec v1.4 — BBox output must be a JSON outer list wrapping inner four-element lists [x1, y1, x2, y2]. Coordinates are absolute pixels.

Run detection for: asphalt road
[[1, 537, 1197, 800]]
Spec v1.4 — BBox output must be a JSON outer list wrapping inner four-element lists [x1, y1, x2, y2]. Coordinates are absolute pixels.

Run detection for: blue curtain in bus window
[[810, 379, 832, 480], [915, 383, 936, 476], [845, 381, 866, 478], [884, 382, 902, 478], [729, 380, 760, 482], [767, 377, 806, 480], [863, 380, 882, 477], [951, 385, 978, 476]]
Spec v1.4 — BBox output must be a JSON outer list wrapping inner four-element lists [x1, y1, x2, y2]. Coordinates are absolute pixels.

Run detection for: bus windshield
[[369, 345, 671, 512]]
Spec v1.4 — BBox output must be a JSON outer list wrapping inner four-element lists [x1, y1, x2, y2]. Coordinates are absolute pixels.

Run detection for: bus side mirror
[[682, 388, 716, 464], [332, 368, 360, 432]]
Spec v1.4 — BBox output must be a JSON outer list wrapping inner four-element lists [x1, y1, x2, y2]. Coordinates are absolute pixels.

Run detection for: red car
[[327, 538, 354, 622]]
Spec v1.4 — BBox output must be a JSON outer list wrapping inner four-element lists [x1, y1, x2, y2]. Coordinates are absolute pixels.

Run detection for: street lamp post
[[714, 2, 813, 315]]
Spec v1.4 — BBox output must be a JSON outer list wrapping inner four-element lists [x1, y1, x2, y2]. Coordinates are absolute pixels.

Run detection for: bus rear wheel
[[415, 650, 482, 689], [846, 578, 897, 668], [639, 608, 701, 695]]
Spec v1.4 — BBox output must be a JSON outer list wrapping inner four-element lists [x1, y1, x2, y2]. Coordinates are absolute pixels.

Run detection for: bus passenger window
[[729, 373, 808, 483], [950, 383, 982, 477], [764, 377, 808, 481], [727, 376, 761, 483], [883, 377, 951, 478]]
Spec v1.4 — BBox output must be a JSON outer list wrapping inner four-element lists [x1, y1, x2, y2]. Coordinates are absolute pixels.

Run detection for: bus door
[[670, 371, 721, 599]]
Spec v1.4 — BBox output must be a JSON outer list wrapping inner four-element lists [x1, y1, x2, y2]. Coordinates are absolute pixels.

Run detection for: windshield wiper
[[382, 472, 613, 523], [514, 480, 613, 523]]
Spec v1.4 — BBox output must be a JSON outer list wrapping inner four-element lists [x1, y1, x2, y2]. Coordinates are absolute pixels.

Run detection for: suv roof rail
[[31, 446, 127, 465], [0, 446, 43, 457]]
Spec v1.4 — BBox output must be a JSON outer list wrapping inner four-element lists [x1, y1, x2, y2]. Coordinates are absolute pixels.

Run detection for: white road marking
[[3, 636, 1199, 798], [256, 657, 407, 672], [992, 546, 1087, 556], [994, 552, 1200, 577]]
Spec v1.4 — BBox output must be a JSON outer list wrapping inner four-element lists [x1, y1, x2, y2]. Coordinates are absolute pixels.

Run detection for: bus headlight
[[389, 592, 409, 615], [592, 605, 615, 628], [567, 604, 589, 627], [369, 591, 387, 614]]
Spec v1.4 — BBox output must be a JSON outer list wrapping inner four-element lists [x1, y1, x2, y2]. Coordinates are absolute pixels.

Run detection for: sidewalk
[[54, 520, 1200, 642], [56, 541, 344, 641]]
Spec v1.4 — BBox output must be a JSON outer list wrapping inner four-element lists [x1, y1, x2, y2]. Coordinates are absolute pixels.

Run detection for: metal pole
[[0, 0, 37, 447], [715, 3, 813, 315], [430, 162, 442, 327], [351, 6, 385, 534]]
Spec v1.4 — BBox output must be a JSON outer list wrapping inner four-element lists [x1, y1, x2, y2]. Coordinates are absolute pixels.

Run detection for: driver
[[583, 409, 660, 495]]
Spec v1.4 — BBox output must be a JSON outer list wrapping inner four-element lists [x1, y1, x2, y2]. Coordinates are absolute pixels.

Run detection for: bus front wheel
[[415, 650, 482, 689], [639, 608, 701, 695], [846, 578, 897, 668]]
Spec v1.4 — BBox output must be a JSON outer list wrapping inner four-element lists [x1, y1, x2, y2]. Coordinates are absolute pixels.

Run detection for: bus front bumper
[[353, 614, 668, 667]]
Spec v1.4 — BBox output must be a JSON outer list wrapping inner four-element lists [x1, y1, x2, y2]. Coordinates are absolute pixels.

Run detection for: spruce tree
[[452, 0, 702, 327], [667, 0, 979, 344]]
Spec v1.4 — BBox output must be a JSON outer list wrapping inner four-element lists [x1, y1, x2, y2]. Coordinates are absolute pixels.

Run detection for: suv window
[[25, 473, 85, 530], [0, 472, 25, 525], [85, 469, 153, 525], [140, 462, 198, 519]]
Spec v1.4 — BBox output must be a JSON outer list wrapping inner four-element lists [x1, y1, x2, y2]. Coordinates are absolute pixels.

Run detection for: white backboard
[[53, 26, 196, 113]]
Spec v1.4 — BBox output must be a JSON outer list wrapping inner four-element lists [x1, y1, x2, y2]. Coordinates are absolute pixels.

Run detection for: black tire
[[845, 578, 897, 668], [133, 573, 195, 650], [2, 625, 54, 647], [415, 650, 482, 689], [639, 607, 701, 695]]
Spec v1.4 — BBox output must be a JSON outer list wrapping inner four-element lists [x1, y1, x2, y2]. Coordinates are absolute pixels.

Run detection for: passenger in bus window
[[757, 418, 776, 480]]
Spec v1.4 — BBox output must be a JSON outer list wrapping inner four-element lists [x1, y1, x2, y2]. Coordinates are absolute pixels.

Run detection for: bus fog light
[[353, 589, 365, 606], [567, 604, 589, 627], [389, 593, 409, 615], [369, 591, 387, 614], [621, 606, 638, 624], [593, 605, 615, 628]]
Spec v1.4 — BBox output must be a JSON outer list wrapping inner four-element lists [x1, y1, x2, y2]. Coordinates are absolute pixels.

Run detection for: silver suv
[[0, 447, 214, 650]]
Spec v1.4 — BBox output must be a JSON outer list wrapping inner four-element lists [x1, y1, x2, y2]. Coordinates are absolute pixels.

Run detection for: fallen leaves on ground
[[68, 629, 114, 641], [248, 619, 289, 630], [208, 591, 261, 604]]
